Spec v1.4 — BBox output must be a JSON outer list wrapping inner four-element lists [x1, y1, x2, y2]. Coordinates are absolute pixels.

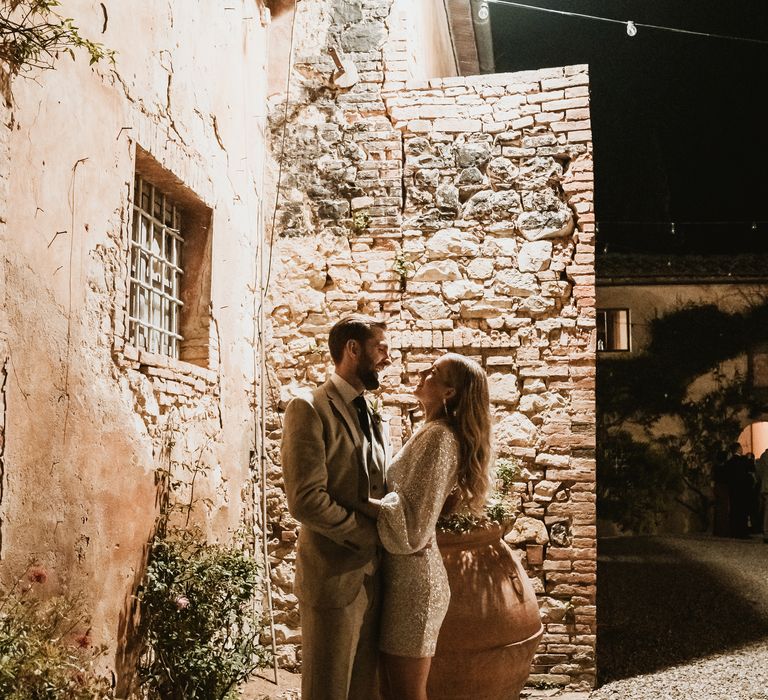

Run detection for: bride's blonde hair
[[440, 353, 493, 516]]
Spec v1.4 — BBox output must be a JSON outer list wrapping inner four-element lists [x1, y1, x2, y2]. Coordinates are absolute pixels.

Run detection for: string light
[[486, 0, 768, 45], [598, 220, 768, 227]]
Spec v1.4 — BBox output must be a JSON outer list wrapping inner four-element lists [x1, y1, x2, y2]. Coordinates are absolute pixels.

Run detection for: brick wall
[[264, 0, 596, 690]]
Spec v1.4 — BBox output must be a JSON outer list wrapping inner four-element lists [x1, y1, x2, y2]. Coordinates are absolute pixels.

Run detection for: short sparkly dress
[[377, 420, 459, 657]]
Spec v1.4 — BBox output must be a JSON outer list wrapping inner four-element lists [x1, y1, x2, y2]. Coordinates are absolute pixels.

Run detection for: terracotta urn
[[427, 523, 543, 700]]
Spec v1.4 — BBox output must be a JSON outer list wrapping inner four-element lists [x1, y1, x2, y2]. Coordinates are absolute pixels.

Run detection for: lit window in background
[[597, 309, 630, 352]]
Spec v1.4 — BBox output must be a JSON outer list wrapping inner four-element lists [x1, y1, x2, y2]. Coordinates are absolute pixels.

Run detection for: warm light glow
[[752, 422, 768, 459], [738, 421, 768, 459]]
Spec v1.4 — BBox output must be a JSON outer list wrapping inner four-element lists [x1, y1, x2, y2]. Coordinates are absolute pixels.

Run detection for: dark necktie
[[352, 395, 372, 441]]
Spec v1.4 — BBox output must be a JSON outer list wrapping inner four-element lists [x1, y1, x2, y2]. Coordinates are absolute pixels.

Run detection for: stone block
[[433, 118, 482, 132]]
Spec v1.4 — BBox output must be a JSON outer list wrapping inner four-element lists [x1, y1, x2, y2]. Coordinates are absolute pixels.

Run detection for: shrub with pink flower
[[138, 527, 272, 698], [72, 630, 92, 649], [27, 565, 48, 584], [0, 565, 112, 698]]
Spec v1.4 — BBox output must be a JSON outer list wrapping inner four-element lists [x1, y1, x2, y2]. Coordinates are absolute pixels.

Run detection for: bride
[[359, 352, 492, 700]]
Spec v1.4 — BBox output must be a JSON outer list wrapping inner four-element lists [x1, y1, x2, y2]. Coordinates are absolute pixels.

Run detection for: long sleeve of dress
[[377, 422, 459, 555]]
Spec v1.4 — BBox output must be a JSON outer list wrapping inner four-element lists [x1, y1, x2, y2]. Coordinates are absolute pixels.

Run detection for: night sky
[[489, 0, 768, 254]]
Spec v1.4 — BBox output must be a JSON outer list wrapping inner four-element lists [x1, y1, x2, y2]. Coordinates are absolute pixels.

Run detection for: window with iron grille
[[128, 147, 213, 368], [129, 174, 185, 358]]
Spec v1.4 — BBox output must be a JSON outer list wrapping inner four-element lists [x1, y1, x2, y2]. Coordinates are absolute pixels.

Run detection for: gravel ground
[[590, 534, 768, 700], [242, 535, 768, 699]]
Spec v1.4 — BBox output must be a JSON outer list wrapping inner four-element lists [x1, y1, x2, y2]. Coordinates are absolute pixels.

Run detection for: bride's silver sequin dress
[[377, 420, 459, 657]]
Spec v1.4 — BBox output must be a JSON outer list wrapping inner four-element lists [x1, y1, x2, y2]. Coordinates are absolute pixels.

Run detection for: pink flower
[[73, 631, 92, 649], [27, 566, 48, 584], [174, 595, 190, 610]]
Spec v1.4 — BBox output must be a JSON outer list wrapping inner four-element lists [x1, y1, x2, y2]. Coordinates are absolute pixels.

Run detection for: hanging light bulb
[[626, 21, 637, 37]]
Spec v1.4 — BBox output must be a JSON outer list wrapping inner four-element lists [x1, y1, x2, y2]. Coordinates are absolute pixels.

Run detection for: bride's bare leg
[[381, 652, 432, 700]]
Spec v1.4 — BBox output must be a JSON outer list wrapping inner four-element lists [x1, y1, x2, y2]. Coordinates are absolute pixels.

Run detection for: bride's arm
[[377, 424, 458, 554]]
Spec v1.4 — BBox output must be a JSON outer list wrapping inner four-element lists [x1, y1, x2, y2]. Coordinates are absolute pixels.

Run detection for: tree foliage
[[0, 1, 113, 78], [599, 302, 768, 420], [597, 429, 683, 534], [598, 299, 768, 532]]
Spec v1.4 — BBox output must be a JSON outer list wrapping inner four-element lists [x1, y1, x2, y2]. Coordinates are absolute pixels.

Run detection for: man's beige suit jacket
[[282, 378, 389, 608]]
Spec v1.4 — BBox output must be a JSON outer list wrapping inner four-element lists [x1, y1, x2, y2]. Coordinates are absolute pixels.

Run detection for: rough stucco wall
[[1, 0, 268, 691], [264, 0, 596, 689]]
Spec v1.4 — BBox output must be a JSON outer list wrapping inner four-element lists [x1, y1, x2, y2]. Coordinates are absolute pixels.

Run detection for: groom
[[281, 315, 391, 700]]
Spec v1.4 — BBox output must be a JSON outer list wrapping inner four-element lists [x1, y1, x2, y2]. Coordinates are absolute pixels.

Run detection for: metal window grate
[[129, 174, 184, 358]]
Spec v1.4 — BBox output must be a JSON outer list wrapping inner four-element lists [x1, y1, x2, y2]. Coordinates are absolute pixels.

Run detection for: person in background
[[712, 448, 730, 537], [725, 443, 752, 539], [757, 448, 768, 543]]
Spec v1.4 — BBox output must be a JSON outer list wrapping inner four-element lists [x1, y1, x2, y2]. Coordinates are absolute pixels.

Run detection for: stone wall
[[264, 0, 596, 689], [0, 1, 269, 693]]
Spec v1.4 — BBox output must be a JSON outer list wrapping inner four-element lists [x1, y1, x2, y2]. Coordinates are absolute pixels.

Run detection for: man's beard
[[357, 350, 380, 390]]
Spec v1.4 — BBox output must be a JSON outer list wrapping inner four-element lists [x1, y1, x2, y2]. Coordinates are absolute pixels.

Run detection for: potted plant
[[427, 459, 543, 700]]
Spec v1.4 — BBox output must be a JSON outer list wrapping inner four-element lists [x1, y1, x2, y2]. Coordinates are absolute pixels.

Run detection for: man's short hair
[[328, 315, 386, 364]]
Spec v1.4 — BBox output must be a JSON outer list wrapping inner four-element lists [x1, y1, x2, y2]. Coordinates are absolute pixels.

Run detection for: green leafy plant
[[597, 429, 684, 533], [138, 528, 271, 700], [494, 457, 521, 492], [1, 1, 115, 78], [438, 459, 521, 533], [0, 564, 113, 699], [350, 210, 370, 234], [437, 510, 496, 534], [656, 378, 749, 530], [138, 430, 272, 699], [392, 250, 415, 292]]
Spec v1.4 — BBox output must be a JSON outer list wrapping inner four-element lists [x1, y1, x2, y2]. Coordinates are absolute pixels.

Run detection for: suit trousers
[[300, 572, 382, 700]]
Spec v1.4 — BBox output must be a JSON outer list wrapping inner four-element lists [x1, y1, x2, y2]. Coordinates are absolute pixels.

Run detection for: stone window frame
[[596, 307, 631, 352], [118, 146, 215, 371]]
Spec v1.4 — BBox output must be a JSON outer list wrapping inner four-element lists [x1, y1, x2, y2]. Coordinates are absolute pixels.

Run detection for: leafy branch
[[0, 563, 113, 698], [1, 1, 114, 78], [438, 458, 521, 533]]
